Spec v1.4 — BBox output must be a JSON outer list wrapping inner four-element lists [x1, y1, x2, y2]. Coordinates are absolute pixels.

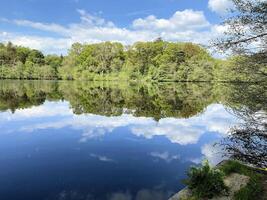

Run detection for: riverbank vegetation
[[0, 40, 266, 82], [219, 160, 265, 200], [182, 160, 266, 200], [0, 42, 62, 80]]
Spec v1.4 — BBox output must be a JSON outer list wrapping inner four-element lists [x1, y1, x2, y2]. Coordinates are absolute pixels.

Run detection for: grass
[[219, 160, 264, 200]]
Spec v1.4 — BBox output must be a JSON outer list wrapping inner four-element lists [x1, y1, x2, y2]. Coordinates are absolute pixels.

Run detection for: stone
[[169, 173, 250, 200], [169, 188, 192, 200]]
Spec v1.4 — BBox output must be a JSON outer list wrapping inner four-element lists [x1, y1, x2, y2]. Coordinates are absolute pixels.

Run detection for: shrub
[[184, 161, 228, 199]]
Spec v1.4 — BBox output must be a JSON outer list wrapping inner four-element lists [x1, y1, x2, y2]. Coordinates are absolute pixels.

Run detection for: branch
[[227, 32, 267, 45]]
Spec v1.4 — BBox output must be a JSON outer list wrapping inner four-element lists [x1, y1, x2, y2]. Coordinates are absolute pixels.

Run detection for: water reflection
[[0, 101, 235, 146], [219, 108, 267, 168], [0, 80, 215, 118], [0, 80, 265, 200]]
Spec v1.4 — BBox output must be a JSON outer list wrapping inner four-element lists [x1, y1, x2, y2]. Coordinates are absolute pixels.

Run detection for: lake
[[0, 80, 266, 200]]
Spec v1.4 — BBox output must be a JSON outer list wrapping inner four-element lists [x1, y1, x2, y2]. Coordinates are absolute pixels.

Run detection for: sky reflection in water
[[0, 99, 237, 200]]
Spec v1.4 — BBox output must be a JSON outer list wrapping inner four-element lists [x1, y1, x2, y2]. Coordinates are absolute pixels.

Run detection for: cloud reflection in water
[[0, 101, 237, 146]]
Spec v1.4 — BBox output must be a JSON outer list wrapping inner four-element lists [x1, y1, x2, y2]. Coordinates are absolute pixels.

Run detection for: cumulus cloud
[[0, 101, 238, 146], [150, 151, 180, 163], [0, 101, 240, 165], [0, 32, 72, 55], [131, 121, 204, 145], [77, 9, 115, 27], [131, 104, 237, 145], [0, 101, 72, 121], [201, 143, 228, 166], [0, 9, 224, 54], [208, 0, 233, 15], [133, 9, 210, 31], [185, 142, 228, 166]]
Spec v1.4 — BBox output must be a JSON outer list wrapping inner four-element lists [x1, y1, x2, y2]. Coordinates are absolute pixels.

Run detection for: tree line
[[0, 0, 266, 82], [59, 40, 217, 81], [0, 40, 265, 82], [0, 42, 63, 80]]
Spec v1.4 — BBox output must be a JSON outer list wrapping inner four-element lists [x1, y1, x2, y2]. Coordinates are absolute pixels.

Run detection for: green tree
[[27, 49, 45, 65], [214, 0, 267, 81]]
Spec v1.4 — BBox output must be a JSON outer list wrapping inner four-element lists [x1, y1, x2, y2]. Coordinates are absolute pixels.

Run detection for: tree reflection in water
[[220, 108, 267, 168], [218, 83, 267, 168], [0, 80, 266, 168]]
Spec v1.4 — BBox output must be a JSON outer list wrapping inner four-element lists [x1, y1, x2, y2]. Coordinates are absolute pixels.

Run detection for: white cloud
[[76, 9, 115, 28], [133, 9, 210, 31], [0, 9, 222, 55], [0, 31, 8, 37], [184, 142, 227, 166], [131, 104, 237, 145], [90, 153, 114, 162], [208, 0, 267, 15], [0, 32, 72, 55], [0, 102, 238, 146], [0, 101, 72, 122], [208, 0, 233, 15], [109, 192, 132, 200], [0, 101, 240, 165], [150, 151, 180, 163], [131, 121, 204, 145], [201, 143, 228, 166], [14, 19, 68, 34]]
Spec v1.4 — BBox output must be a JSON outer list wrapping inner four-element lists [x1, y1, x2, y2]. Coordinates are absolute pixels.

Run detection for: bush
[[184, 161, 228, 199]]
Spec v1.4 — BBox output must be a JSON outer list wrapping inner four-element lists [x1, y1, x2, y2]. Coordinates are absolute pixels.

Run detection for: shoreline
[[168, 160, 267, 200]]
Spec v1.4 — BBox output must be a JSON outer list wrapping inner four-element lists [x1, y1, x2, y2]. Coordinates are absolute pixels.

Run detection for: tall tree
[[215, 0, 267, 80], [215, 0, 266, 54]]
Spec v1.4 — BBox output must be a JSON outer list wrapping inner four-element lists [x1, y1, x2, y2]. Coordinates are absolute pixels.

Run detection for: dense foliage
[[0, 41, 210, 81], [0, 42, 63, 80], [0, 40, 266, 82], [58, 40, 217, 81]]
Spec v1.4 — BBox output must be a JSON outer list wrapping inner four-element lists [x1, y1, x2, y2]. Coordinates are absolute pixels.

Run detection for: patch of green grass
[[219, 160, 263, 200]]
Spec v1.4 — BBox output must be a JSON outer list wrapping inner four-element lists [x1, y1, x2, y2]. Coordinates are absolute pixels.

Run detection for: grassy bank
[[219, 160, 266, 200], [182, 160, 267, 200]]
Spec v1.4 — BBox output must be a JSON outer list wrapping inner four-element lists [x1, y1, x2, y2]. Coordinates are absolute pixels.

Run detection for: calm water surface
[[0, 80, 265, 200]]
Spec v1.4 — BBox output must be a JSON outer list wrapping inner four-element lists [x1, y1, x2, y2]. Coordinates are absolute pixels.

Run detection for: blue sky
[[0, 0, 233, 54]]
